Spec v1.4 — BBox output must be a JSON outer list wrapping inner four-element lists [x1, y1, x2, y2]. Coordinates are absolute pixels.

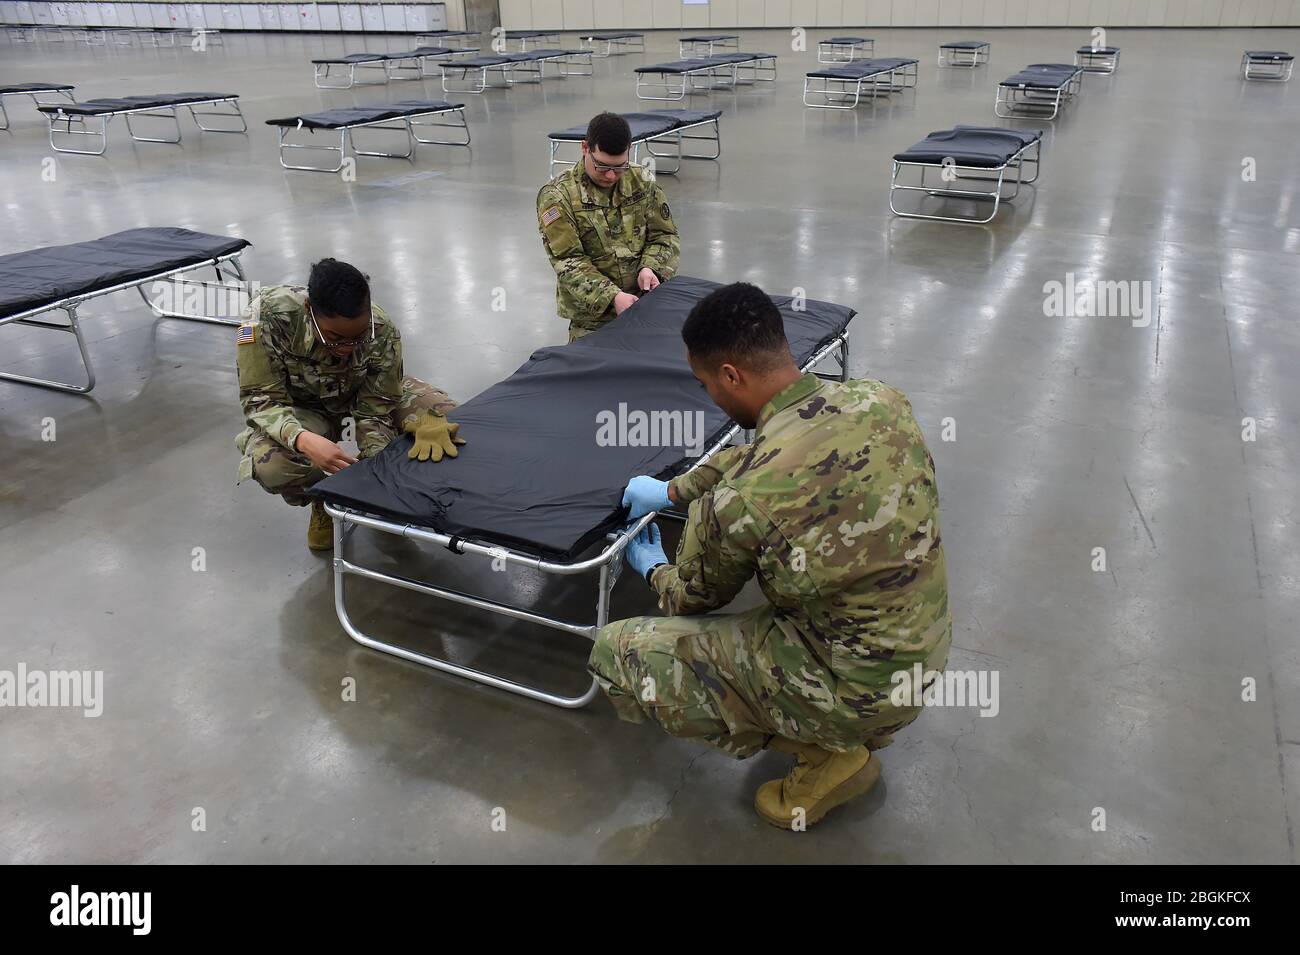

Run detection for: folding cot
[[438, 50, 593, 93], [311, 275, 853, 707], [578, 31, 646, 56], [1240, 50, 1294, 81], [313, 53, 390, 89], [266, 101, 470, 173], [546, 108, 722, 176], [679, 34, 740, 57], [994, 63, 1082, 120], [312, 48, 479, 88], [383, 46, 481, 79], [889, 125, 1042, 224], [939, 40, 990, 67], [508, 29, 563, 51], [1075, 45, 1120, 73], [0, 82, 75, 130], [415, 30, 480, 48], [818, 36, 874, 63], [37, 93, 247, 155], [0, 227, 252, 394], [803, 57, 919, 109], [635, 52, 778, 101]]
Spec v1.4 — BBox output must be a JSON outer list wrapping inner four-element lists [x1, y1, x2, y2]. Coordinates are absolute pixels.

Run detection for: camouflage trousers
[[237, 375, 455, 506], [589, 605, 928, 759]]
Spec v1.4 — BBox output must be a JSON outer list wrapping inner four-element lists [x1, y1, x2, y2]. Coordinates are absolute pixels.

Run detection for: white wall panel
[[360, 1, 384, 29], [531, 0, 561, 29], [651, 0, 680, 28], [710, 0, 739, 27], [620, 0, 651, 28]]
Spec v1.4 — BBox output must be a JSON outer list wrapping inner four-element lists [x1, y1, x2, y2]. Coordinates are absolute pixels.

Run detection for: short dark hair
[[682, 282, 792, 371], [585, 112, 631, 156], [307, 258, 369, 319]]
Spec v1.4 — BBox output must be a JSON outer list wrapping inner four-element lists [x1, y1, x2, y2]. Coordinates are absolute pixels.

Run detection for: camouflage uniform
[[589, 373, 951, 758], [234, 285, 456, 505], [537, 163, 680, 341]]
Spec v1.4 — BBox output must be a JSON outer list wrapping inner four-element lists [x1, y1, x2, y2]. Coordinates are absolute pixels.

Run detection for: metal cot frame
[[1240, 52, 1294, 81], [818, 37, 874, 63], [415, 31, 480, 49], [889, 137, 1041, 224], [314, 55, 391, 89], [1074, 46, 1119, 73], [0, 85, 76, 130], [579, 32, 646, 57], [274, 106, 471, 173], [547, 115, 722, 176], [802, 60, 918, 109], [0, 249, 251, 394], [511, 30, 562, 51], [440, 51, 592, 93], [938, 42, 990, 67], [679, 35, 739, 57], [636, 55, 777, 101], [42, 96, 247, 155], [323, 334, 849, 707], [994, 69, 1081, 120], [383, 48, 480, 79]]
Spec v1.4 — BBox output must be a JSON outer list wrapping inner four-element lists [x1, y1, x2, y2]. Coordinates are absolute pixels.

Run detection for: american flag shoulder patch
[[541, 205, 562, 227], [236, 323, 257, 346]]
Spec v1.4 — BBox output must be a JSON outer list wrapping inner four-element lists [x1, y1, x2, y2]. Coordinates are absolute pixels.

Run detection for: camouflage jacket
[[234, 285, 404, 470], [652, 373, 951, 697], [537, 163, 680, 331]]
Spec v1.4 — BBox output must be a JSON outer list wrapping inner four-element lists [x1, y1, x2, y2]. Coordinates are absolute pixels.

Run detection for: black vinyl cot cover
[[310, 276, 855, 561], [0, 227, 250, 320], [894, 126, 1041, 166], [549, 109, 721, 142], [0, 82, 75, 94], [36, 92, 236, 115], [636, 58, 717, 74], [312, 53, 386, 63], [266, 101, 462, 129]]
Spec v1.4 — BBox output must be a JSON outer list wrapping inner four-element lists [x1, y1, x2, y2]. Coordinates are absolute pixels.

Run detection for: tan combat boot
[[307, 502, 334, 552], [754, 739, 880, 830]]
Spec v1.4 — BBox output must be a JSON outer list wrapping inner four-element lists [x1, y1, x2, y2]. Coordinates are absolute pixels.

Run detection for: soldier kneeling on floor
[[235, 257, 464, 551], [590, 282, 951, 830]]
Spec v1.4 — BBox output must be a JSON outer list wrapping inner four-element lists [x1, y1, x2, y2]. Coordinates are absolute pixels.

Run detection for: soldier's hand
[[404, 409, 466, 463], [296, 431, 357, 475], [613, 291, 639, 315], [637, 268, 660, 292]]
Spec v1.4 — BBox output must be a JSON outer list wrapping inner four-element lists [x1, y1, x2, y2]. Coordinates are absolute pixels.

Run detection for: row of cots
[[2, 34, 1294, 224]]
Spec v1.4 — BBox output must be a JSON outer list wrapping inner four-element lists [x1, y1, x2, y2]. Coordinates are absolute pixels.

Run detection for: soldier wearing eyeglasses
[[234, 258, 464, 551], [537, 112, 680, 342]]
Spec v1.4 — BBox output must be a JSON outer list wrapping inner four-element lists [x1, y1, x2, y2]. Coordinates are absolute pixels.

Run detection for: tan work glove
[[403, 410, 466, 462]]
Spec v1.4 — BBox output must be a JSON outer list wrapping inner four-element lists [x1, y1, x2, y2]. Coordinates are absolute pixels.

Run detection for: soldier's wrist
[[645, 563, 666, 586]]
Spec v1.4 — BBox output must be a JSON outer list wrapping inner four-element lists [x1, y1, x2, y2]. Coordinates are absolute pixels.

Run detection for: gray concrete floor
[[1, 26, 1298, 863]]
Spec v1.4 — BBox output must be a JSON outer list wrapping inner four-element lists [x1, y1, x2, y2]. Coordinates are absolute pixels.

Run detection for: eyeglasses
[[309, 304, 375, 355], [589, 155, 631, 174]]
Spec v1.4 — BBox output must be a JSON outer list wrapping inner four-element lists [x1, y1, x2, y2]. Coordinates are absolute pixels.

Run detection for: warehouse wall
[[0, 1, 474, 32], [497, 0, 1300, 30]]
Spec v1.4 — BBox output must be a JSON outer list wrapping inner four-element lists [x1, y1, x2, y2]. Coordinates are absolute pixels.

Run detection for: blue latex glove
[[625, 523, 669, 582], [622, 475, 671, 520]]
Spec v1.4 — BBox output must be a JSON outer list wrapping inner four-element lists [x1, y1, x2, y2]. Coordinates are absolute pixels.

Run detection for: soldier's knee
[[251, 448, 318, 496]]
